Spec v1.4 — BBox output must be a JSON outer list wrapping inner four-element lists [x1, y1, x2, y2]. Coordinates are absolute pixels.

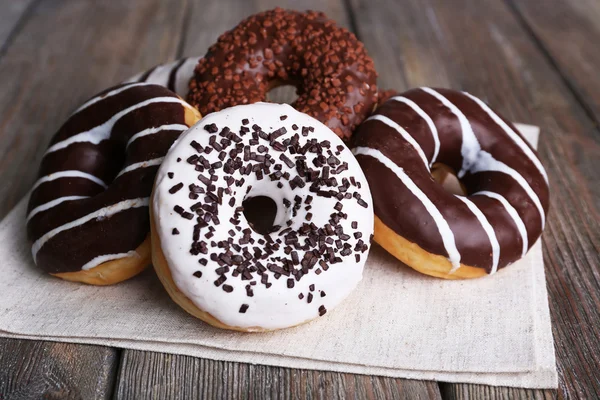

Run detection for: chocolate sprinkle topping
[[169, 182, 184, 194], [188, 8, 378, 140], [318, 305, 327, 316], [164, 110, 373, 320]]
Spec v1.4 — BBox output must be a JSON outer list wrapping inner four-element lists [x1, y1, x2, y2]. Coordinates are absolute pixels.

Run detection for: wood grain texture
[[439, 383, 555, 400], [0, 339, 118, 400], [115, 1, 439, 399], [0, 0, 188, 397], [508, 0, 600, 126], [347, 0, 600, 398], [0, 0, 37, 56], [114, 352, 441, 400]]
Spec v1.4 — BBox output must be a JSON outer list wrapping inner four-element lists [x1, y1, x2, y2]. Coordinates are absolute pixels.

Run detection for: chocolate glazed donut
[[188, 8, 378, 140], [27, 83, 201, 285], [353, 88, 550, 279]]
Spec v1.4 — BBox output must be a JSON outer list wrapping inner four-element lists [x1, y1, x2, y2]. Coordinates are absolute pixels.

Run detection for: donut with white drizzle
[[151, 103, 374, 331], [27, 83, 201, 285], [124, 57, 199, 98], [352, 88, 549, 279]]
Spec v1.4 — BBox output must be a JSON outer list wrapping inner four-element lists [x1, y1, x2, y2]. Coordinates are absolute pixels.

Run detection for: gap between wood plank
[[503, 0, 600, 129], [342, 0, 361, 40], [108, 348, 124, 399], [0, 0, 41, 61], [175, 0, 193, 60]]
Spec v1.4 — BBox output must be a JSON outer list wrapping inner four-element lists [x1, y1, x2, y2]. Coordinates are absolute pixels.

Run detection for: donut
[[124, 57, 199, 98], [352, 88, 549, 279], [188, 8, 378, 140], [151, 103, 374, 331], [27, 83, 201, 285]]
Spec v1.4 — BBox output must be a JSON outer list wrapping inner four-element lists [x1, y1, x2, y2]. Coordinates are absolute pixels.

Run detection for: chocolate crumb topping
[[188, 8, 378, 140]]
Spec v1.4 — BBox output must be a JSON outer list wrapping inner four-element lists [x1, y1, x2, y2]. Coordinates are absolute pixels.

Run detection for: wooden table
[[0, 0, 598, 398]]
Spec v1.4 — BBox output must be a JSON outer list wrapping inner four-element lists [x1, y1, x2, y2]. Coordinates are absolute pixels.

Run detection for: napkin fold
[[0, 124, 557, 388]]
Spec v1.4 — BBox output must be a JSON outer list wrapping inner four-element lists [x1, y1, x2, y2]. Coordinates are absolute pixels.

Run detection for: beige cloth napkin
[[0, 124, 557, 389]]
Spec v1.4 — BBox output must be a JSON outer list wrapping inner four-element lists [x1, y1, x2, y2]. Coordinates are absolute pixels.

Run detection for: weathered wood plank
[[508, 0, 600, 126], [439, 383, 555, 400], [347, 0, 600, 398], [114, 352, 441, 400], [0, 339, 118, 400], [0, 0, 189, 397], [0, 0, 36, 55], [115, 1, 439, 399]]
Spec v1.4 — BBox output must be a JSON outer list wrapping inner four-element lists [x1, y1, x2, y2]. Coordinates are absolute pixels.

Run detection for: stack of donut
[[27, 8, 549, 331]]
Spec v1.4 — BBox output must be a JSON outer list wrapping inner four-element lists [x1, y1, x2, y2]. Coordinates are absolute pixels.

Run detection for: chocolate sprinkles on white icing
[[153, 103, 374, 330], [27, 83, 197, 274], [353, 88, 549, 274]]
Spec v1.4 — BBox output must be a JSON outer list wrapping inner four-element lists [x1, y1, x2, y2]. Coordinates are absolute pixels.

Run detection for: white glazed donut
[[151, 103, 374, 331]]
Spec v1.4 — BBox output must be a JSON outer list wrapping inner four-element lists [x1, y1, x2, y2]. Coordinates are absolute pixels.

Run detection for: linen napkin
[[0, 124, 557, 389]]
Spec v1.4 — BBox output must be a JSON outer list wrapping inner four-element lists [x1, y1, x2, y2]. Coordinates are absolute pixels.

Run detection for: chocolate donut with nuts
[[188, 8, 378, 140]]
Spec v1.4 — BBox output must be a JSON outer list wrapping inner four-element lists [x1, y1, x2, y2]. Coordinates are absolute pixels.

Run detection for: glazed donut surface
[[188, 8, 378, 140], [125, 57, 198, 98], [27, 83, 200, 282], [353, 88, 549, 277], [152, 103, 374, 331]]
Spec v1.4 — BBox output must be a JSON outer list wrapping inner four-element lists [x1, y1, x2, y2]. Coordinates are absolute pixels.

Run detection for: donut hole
[[266, 84, 299, 104], [431, 163, 467, 196], [242, 195, 278, 235]]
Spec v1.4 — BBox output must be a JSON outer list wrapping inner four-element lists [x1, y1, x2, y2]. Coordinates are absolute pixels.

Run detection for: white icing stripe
[[456, 196, 500, 274], [45, 97, 191, 155], [123, 58, 198, 97], [143, 65, 172, 87], [471, 151, 546, 229], [116, 157, 164, 178], [123, 72, 143, 84], [31, 197, 149, 262], [418, 88, 546, 231], [474, 190, 528, 258], [463, 92, 549, 184], [32, 170, 107, 192], [391, 96, 440, 164], [366, 114, 429, 170], [26, 196, 89, 222], [420, 87, 481, 178], [174, 58, 198, 96], [73, 83, 148, 115], [126, 124, 189, 149], [80, 251, 139, 271], [353, 147, 461, 271]]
